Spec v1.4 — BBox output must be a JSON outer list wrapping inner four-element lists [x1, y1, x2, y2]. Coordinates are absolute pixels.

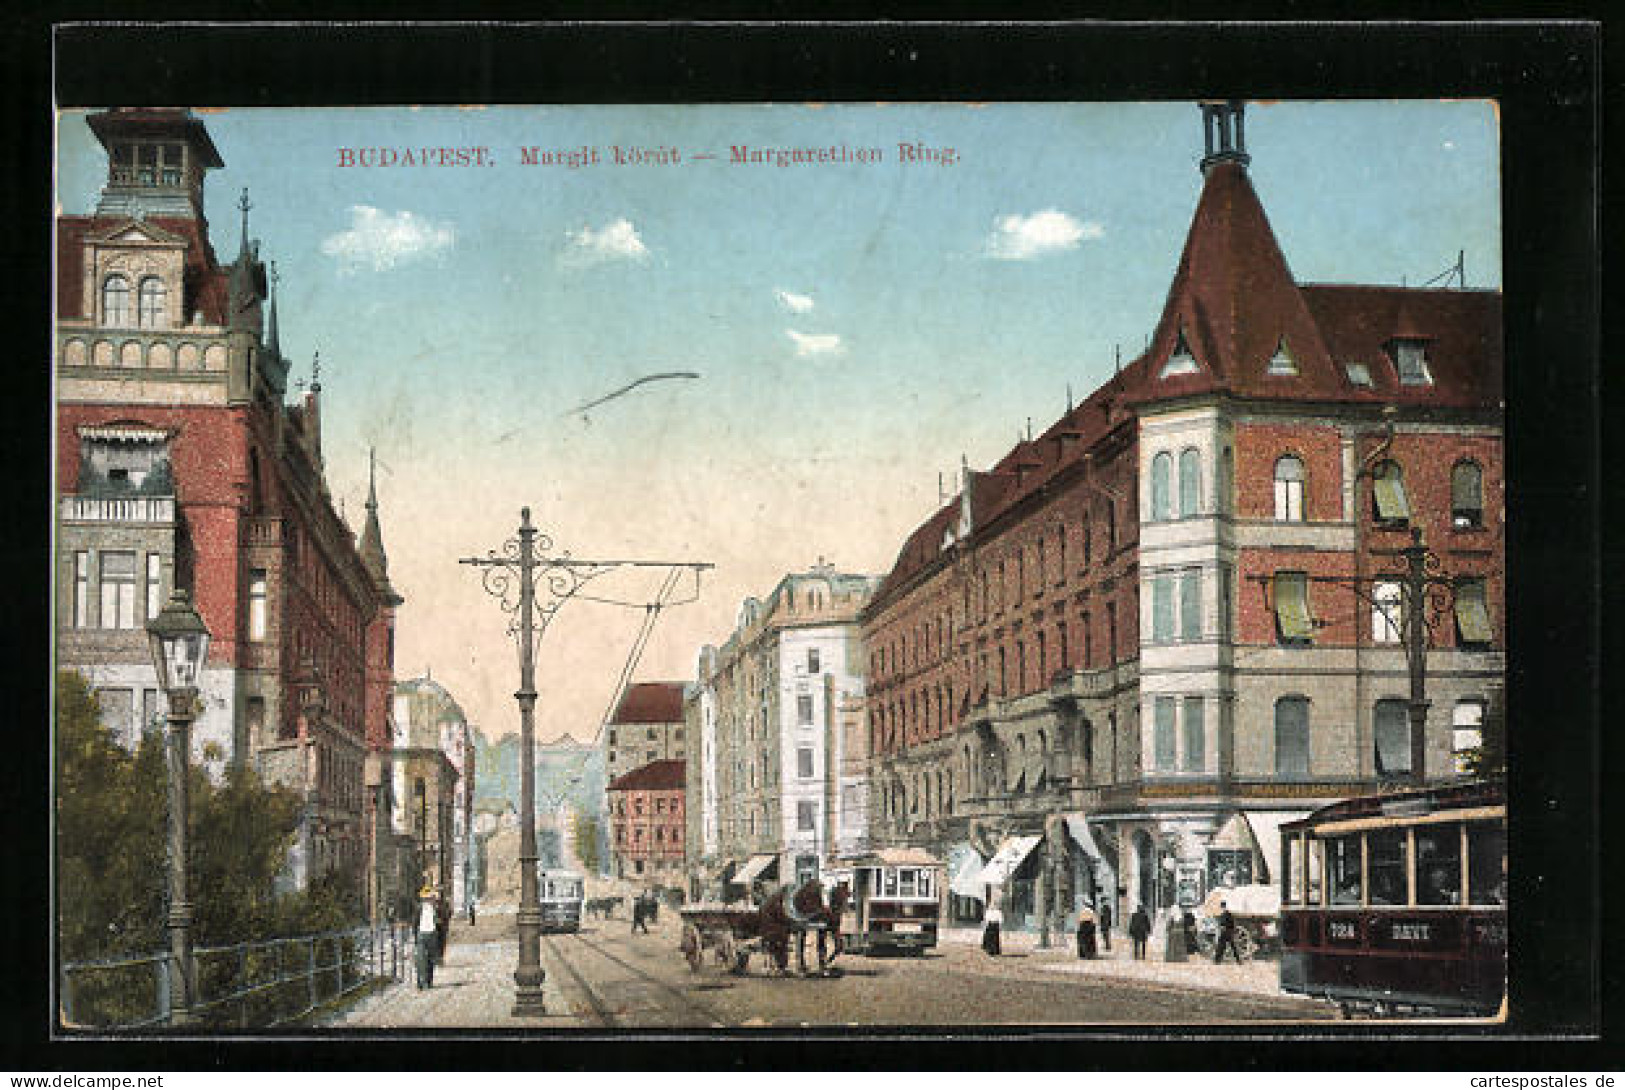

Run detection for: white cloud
[[786, 330, 844, 357], [775, 288, 815, 314], [320, 205, 455, 273], [985, 209, 1103, 260], [564, 218, 649, 264]]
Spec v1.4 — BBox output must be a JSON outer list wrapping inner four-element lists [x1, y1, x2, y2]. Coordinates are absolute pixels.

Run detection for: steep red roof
[[608, 681, 685, 725], [1126, 160, 1339, 402], [870, 151, 1501, 612], [607, 758, 685, 792]]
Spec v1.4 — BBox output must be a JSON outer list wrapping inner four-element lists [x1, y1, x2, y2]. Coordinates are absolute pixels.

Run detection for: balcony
[[58, 327, 230, 374], [59, 494, 175, 524], [242, 516, 283, 547]]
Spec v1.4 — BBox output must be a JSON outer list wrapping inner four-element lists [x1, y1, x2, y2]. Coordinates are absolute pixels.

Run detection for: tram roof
[[1286, 778, 1505, 831]]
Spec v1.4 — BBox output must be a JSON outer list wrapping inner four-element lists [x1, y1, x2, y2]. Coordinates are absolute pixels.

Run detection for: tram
[[538, 868, 585, 933], [830, 848, 943, 955], [1278, 779, 1506, 1016]]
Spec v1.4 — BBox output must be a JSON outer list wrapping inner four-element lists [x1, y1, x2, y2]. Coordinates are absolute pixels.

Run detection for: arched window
[[1452, 461, 1484, 528], [1178, 448, 1201, 517], [1374, 699, 1412, 777], [137, 276, 166, 328], [1274, 456, 1305, 521], [1274, 696, 1310, 780], [102, 275, 131, 326], [1150, 452, 1172, 520]]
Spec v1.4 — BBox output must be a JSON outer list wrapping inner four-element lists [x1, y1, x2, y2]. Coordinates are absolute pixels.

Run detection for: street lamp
[[146, 587, 211, 1028]]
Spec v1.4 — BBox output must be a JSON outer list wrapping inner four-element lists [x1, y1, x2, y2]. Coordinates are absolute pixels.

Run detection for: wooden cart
[[678, 904, 764, 975]]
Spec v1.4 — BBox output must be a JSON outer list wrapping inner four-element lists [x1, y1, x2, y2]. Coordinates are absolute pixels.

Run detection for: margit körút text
[[335, 143, 960, 168]]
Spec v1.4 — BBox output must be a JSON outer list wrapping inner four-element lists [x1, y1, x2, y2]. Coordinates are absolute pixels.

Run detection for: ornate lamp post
[[146, 588, 211, 1028], [461, 507, 709, 1016]]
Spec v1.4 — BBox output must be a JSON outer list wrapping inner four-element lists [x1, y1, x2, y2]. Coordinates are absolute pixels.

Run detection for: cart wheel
[[681, 925, 702, 972]]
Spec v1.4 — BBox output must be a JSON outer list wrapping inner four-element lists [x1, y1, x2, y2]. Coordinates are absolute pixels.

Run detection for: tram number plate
[[892, 923, 923, 934]]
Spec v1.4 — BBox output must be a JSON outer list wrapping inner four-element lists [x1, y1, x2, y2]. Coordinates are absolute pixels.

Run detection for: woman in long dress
[[1076, 903, 1098, 959], [981, 898, 1003, 956]]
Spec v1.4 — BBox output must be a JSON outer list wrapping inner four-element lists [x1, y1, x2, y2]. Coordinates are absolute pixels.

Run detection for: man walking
[[414, 887, 438, 989], [1128, 904, 1151, 960], [1213, 900, 1243, 964], [1098, 899, 1113, 952]]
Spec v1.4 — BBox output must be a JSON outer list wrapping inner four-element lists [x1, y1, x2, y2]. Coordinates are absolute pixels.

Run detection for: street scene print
[[53, 100, 1506, 1030]]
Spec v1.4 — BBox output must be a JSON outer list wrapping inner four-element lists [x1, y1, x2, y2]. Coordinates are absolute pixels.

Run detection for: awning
[[1241, 810, 1312, 885], [949, 852, 986, 899], [973, 835, 1041, 889], [734, 853, 779, 885], [1063, 815, 1119, 900]]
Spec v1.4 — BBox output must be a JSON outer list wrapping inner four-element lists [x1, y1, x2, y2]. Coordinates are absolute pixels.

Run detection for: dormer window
[[1392, 339, 1433, 385], [102, 275, 131, 327], [1266, 336, 1298, 376], [1344, 361, 1374, 387], [1160, 328, 1200, 378]]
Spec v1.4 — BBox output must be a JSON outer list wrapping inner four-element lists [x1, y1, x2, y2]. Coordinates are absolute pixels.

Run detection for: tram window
[[899, 869, 918, 897], [1328, 835, 1362, 905], [1415, 825, 1463, 905], [1284, 835, 1304, 905], [883, 870, 898, 897], [1306, 838, 1324, 905], [1368, 829, 1407, 905], [919, 871, 933, 899], [1468, 823, 1507, 906]]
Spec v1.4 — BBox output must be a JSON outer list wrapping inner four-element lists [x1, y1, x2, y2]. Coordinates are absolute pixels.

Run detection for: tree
[[572, 813, 602, 874]]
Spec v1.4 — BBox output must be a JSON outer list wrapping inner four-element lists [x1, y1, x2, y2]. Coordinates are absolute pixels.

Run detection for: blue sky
[[57, 101, 1501, 743]]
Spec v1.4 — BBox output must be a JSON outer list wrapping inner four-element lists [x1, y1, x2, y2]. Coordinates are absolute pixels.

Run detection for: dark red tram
[[1278, 779, 1505, 1016]]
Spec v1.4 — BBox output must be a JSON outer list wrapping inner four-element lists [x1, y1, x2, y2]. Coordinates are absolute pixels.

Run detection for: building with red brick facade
[[862, 102, 1503, 935], [54, 108, 401, 894], [607, 759, 686, 884]]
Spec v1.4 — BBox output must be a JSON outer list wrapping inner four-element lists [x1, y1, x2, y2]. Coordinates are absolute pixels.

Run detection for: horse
[[756, 878, 851, 976], [585, 895, 624, 920]]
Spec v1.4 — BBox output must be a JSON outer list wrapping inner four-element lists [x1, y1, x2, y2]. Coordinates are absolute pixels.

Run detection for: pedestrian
[[1098, 899, 1113, 952], [981, 900, 1003, 957], [632, 892, 651, 934], [1182, 908, 1198, 956], [414, 887, 437, 989], [468, 897, 477, 927], [1213, 900, 1243, 964], [1075, 903, 1098, 959], [1129, 904, 1151, 960], [435, 895, 450, 963]]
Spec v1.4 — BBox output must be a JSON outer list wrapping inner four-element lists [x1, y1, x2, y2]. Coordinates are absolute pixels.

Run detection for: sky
[[56, 101, 1501, 747]]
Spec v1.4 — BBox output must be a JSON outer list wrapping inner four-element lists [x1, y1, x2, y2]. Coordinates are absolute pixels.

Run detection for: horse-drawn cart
[[679, 904, 763, 974]]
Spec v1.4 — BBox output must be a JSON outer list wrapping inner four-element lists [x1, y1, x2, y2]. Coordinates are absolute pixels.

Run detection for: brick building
[[603, 681, 685, 783], [607, 759, 686, 884], [54, 108, 401, 894], [862, 102, 1503, 935]]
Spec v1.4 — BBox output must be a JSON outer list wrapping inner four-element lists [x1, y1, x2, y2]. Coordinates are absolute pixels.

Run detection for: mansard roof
[[608, 681, 686, 725], [607, 758, 685, 792]]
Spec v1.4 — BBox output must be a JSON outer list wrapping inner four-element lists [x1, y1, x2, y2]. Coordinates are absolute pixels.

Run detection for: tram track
[[542, 929, 731, 1028]]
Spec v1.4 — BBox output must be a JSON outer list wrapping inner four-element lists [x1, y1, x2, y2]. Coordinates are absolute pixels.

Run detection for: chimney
[[1199, 100, 1251, 174]]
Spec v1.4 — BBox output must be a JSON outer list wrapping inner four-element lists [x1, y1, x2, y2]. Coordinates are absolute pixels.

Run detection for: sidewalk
[[329, 927, 585, 1028], [940, 925, 1291, 1002]]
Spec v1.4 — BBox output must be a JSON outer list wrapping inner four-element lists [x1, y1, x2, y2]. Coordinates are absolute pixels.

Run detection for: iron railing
[[60, 923, 416, 1031]]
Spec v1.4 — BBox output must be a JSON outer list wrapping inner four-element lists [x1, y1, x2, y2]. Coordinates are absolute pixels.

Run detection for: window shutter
[[1154, 697, 1177, 771], [1373, 468, 1410, 522], [1374, 701, 1411, 775], [1454, 580, 1493, 645], [1274, 573, 1313, 641]]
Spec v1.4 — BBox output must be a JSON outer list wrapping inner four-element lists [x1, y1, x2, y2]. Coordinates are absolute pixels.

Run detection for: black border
[[10, 15, 1609, 1073]]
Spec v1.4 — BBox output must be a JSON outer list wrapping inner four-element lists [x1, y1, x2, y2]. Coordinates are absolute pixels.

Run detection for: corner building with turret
[[54, 108, 403, 895], [861, 103, 1503, 936]]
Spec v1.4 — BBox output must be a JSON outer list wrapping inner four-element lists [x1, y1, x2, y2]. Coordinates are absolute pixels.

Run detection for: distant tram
[[1278, 779, 1506, 1016], [539, 869, 585, 933], [831, 849, 943, 955]]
